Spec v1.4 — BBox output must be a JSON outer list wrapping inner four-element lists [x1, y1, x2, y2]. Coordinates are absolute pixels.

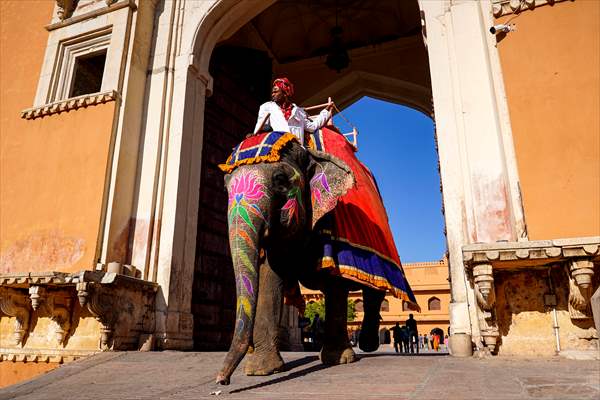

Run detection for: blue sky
[[333, 97, 446, 263]]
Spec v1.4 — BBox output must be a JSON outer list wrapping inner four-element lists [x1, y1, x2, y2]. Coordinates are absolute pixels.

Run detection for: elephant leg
[[359, 286, 385, 352], [244, 256, 285, 376], [320, 281, 356, 365]]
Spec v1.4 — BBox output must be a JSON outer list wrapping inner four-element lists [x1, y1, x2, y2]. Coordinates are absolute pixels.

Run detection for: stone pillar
[[418, 0, 527, 355]]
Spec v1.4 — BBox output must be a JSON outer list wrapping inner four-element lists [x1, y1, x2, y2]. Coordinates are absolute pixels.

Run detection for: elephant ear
[[307, 148, 355, 228]]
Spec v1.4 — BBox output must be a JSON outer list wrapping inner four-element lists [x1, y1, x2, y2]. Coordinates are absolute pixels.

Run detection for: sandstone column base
[[449, 333, 473, 357]]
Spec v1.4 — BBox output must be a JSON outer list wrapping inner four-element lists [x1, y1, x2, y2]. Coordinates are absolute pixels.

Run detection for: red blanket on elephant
[[308, 127, 418, 307]]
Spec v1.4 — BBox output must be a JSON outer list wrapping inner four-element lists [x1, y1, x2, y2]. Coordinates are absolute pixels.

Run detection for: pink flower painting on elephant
[[227, 171, 268, 333]]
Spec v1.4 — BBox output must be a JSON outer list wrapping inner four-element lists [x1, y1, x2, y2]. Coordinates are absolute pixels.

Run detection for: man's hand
[[326, 97, 334, 111]]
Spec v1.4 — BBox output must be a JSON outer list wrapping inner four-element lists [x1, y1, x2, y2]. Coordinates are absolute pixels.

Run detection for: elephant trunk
[[217, 172, 267, 385]]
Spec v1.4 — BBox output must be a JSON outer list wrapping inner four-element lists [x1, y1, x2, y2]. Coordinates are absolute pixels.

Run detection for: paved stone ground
[[1, 349, 598, 400]]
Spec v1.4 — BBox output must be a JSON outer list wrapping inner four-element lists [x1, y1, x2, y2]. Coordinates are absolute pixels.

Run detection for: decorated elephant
[[215, 129, 417, 385]]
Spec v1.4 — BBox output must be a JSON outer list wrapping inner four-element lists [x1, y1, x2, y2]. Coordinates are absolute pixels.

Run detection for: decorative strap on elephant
[[219, 131, 298, 174]]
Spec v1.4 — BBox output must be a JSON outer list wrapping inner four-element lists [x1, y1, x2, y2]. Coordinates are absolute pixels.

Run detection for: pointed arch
[[428, 297, 441, 311], [301, 70, 432, 116]]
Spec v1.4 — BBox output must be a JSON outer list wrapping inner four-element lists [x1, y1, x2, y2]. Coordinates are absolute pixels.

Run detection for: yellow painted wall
[[496, 1, 600, 240], [0, 361, 59, 389], [0, 1, 116, 273]]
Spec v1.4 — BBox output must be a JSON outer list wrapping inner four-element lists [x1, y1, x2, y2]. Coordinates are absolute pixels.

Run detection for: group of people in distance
[[390, 314, 446, 354]]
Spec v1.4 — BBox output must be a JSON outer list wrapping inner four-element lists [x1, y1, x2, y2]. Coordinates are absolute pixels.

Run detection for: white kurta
[[254, 101, 331, 146]]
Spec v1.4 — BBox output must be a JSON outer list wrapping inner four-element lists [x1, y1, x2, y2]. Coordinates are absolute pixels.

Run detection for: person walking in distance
[[405, 314, 419, 354], [391, 322, 402, 353]]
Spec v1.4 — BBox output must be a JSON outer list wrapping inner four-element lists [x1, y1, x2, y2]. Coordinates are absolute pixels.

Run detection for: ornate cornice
[[463, 237, 600, 268], [492, 0, 571, 18], [20, 91, 118, 120], [0, 348, 96, 363], [48, 0, 136, 31]]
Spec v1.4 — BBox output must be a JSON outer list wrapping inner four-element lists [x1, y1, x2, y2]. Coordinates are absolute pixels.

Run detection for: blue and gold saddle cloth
[[219, 131, 297, 174]]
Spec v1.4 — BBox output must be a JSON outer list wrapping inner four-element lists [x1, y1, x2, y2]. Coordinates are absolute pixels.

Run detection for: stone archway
[[138, 0, 525, 352]]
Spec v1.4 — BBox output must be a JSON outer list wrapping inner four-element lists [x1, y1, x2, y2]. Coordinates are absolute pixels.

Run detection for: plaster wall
[[496, 1, 600, 240], [0, 1, 116, 274]]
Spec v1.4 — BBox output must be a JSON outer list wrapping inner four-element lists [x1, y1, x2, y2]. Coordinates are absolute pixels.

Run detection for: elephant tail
[[217, 170, 268, 385]]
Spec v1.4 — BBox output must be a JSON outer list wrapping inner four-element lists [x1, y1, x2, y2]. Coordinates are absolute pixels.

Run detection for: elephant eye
[[272, 171, 289, 194]]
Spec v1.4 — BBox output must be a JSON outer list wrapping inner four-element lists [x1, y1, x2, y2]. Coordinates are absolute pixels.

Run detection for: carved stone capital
[[0, 288, 31, 346]]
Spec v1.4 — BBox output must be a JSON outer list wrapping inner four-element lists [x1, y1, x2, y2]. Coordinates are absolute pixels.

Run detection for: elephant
[[215, 135, 396, 385]]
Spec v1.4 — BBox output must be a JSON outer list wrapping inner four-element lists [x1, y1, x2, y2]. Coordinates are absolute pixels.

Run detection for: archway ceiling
[[250, 0, 422, 64]]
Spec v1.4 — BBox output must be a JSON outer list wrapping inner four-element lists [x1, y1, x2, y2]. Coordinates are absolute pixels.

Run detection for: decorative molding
[[21, 90, 118, 120], [48, 0, 136, 31], [0, 348, 95, 363], [463, 237, 600, 268], [492, 0, 571, 18], [0, 270, 157, 355]]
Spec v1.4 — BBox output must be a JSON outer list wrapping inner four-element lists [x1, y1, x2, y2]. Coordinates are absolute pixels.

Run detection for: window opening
[[354, 299, 364, 312], [428, 297, 441, 311], [380, 299, 389, 312], [69, 50, 107, 98]]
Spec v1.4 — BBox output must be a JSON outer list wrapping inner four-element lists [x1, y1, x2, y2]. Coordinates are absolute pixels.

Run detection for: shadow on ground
[[229, 355, 327, 394]]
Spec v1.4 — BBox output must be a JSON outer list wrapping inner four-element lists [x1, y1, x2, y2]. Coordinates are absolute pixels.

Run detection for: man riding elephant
[[215, 77, 418, 385], [254, 77, 334, 145]]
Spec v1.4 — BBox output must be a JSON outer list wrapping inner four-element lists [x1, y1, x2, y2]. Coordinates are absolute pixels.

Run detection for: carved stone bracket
[[492, 0, 571, 18], [568, 259, 595, 319], [469, 263, 500, 354], [0, 287, 31, 346], [77, 282, 118, 349], [75, 271, 157, 350]]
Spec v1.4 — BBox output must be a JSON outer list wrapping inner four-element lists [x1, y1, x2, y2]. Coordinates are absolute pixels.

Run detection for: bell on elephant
[[215, 84, 418, 385]]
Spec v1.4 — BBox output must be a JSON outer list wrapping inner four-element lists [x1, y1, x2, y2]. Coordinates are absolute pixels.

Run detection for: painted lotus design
[[228, 172, 266, 233], [282, 187, 302, 226], [310, 169, 330, 208]]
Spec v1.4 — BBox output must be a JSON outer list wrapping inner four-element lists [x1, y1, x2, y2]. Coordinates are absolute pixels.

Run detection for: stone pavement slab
[[1, 350, 598, 400]]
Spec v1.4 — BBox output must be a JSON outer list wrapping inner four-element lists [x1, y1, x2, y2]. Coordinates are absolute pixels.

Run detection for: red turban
[[273, 77, 294, 98]]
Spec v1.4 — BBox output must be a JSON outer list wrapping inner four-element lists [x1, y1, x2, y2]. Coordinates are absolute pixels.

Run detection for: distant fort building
[[302, 258, 451, 341]]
